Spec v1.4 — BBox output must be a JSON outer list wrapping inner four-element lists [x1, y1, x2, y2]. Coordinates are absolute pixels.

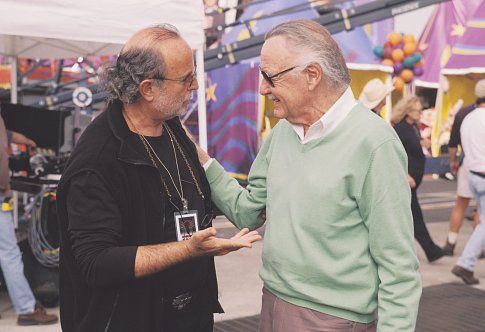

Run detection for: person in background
[[392, 95, 445, 263], [0, 114, 58, 325], [451, 96, 485, 285], [443, 79, 485, 255], [359, 78, 393, 117]]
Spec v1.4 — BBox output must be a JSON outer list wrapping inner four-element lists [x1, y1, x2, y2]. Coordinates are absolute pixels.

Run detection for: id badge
[[174, 210, 199, 241]]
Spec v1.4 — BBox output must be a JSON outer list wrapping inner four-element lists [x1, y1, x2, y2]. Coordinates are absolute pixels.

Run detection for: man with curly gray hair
[[56, 24, 261, 332]]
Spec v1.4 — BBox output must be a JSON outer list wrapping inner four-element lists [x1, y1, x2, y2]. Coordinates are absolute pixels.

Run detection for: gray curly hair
[[99, 24, 180, 104]]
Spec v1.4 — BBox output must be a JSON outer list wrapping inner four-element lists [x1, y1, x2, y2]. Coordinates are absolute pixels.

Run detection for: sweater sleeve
[[66, 171, 137, 288], [205, 132, 273, 230], [357, 139, 422, 331]]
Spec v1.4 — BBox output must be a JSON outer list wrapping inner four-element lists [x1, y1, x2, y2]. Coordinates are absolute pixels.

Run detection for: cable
[[25, 190, 59, 268]]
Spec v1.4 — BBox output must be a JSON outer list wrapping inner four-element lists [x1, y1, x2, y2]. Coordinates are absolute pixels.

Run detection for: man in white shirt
[[452, 98, 485, 285]]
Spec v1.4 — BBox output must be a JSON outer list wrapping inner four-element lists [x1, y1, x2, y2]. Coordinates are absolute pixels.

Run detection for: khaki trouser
[[259, 288, 377, 332]]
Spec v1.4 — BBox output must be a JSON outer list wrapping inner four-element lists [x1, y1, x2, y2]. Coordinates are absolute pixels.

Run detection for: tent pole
[[385, 75, 392, 123], [9, 56, 18, 104], [196, 48, 208, 151]]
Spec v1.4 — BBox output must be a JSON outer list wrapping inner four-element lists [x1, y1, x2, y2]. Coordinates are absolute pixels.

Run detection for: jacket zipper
[[103, 293, 120, 332]]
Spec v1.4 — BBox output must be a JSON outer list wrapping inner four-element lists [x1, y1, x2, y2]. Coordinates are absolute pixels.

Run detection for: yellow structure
[[432, 72, 485, 156]]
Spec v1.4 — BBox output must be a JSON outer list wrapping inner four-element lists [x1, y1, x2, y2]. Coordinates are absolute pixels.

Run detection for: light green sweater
[[206, 104, 421, 331]]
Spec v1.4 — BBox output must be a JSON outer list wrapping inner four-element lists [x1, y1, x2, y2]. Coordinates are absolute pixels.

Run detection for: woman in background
[[392, 95, 445, 263]]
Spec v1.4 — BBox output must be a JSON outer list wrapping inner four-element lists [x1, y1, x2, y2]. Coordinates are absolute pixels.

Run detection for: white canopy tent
[[0, 0, 208, 149]]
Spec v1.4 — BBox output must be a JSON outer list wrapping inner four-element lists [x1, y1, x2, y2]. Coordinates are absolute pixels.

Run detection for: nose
[[259, 78, 271, 95]]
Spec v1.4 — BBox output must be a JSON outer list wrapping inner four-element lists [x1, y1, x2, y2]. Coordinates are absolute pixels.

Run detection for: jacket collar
[[106, 99, 154, 167]]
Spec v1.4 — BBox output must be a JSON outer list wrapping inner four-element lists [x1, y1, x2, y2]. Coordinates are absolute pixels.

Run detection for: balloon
[[415, 59, 424, 67], [394, 42, 404, 50], [392, 49, 405, 62], [412, 52, 422, 63], [403, 42, 417, 56], [382, 59, 394, 66], [384, 48, 393, 59], [373, 46, 384, 58], [384, 41, 392, 48], [413, 66, 424, 77], [403, 34, 417, 45], [387, 32, 402, 46], [400, 69, 414, 83], [393, 62, 404, 74], [403, 57, 415, 68], [394, 77, 405, 92]]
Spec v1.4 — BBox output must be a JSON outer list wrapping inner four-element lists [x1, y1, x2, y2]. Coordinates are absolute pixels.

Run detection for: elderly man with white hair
[[196, 19, 421, 332]]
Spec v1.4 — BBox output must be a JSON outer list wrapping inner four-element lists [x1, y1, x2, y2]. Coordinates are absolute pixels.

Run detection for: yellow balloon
[[403, 34, 416, 45], [387, 32, 402, 46]]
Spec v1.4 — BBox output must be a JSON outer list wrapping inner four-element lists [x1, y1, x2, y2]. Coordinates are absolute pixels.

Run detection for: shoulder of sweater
[[344, 104, 400, 146]]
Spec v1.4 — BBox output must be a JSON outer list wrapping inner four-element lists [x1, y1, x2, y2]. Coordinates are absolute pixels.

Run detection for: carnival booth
[[432, 1, 485, 157]]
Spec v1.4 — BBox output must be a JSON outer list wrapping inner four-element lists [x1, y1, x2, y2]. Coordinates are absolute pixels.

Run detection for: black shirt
[[394, 120, 426, 185], [448, 104, 476, 148]]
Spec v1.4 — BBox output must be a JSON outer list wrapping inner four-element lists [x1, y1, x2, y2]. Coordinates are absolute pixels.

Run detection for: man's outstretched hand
[[187, 227, 262, 257]]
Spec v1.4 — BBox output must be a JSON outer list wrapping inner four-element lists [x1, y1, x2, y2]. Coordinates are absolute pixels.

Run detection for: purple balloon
[[393, 62, 404, 74], [413, 66, 424, 77]]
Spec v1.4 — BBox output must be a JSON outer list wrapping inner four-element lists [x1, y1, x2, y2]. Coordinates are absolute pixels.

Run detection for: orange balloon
[[394, 77, 405, 92], [392, 49, 405, 62], [400, 69, 414, 83], [403, 34, 416, 45], [387, 32, 402, 46], [381, 59, 394, 66], [403, 42, 417, 56], [415, 59, 424, 67]]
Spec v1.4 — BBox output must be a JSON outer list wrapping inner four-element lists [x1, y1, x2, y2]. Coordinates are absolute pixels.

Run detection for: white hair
[[265, 19, 351, 92]]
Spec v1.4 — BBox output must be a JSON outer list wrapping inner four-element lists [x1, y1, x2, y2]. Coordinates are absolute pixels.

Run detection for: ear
[[305, 63, 322, 91], [139, 79, 157, 102]]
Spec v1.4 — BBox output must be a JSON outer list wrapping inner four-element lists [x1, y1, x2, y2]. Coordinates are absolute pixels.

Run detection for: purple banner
[[205, 64, 260, 179], [417, 0, 481, 85], [445, 1, 485, 70]]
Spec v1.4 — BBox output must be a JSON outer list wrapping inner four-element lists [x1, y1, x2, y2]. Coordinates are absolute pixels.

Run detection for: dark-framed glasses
[[259, 65, 298, 87], [150, 66, 197, 88]]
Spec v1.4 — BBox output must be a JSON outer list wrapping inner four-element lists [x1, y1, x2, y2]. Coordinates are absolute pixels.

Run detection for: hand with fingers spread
[[187, 227, 262, 257]]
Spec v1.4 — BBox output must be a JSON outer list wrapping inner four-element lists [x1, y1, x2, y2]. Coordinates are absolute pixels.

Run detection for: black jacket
[[394, 120, 425, 186], [57, 100, 222, 332]]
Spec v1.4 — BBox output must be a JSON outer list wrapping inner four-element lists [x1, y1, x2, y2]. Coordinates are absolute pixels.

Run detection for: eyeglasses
[[150, 67, 197, 88], [259, 65, 298, 87]]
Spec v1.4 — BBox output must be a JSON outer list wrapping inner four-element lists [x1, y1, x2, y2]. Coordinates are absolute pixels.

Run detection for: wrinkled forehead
[[260, 36, 297, 71]]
